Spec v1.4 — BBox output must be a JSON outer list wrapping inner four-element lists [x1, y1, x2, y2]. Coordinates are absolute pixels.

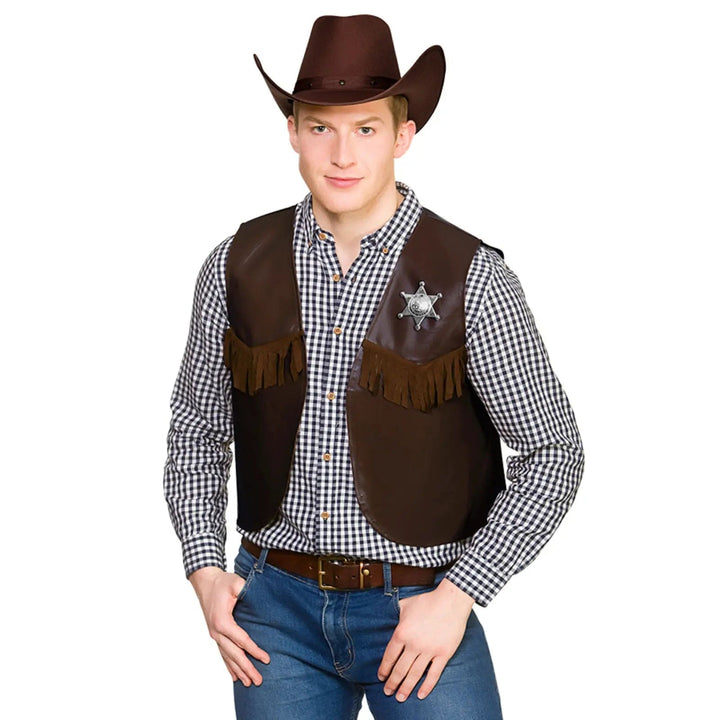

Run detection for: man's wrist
[[188, 565, 227, 596], [436, 577, 476, 615]]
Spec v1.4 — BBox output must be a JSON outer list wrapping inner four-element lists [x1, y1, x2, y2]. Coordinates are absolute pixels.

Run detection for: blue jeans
[[231, 545, 503, 719]]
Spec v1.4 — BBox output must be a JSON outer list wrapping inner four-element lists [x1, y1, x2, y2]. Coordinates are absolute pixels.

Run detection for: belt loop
[[256, 547, 269, 573], [382, 562, 394, 596]]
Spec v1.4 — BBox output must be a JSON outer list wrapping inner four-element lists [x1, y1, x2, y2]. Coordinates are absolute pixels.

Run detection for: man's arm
[[379, 246, 584, 701], [163, 238, 234, 576], [444, 247, 585, 605], [163, 237, 269, 685]]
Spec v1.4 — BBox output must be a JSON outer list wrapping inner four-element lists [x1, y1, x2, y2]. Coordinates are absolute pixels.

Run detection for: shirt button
[[323, 452, 331, 462], [332, 273, 341, 282], [320, 511, 330, 520], [381, 246, 389, 255], [318, 232, 327, 240], [327, 392, 336, 401], [333, 326, 342, 336]]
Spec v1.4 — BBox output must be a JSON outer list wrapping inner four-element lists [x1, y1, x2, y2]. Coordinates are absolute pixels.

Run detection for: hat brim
[[253, 45, 445, 133]]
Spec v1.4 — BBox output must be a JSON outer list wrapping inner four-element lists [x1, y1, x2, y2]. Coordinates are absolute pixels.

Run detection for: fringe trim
[[223, 328, 304, 395], [359, 340, 466, 412]]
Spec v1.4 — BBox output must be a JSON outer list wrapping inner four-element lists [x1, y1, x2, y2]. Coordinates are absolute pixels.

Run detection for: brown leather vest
[[223, 206, 505, 547]]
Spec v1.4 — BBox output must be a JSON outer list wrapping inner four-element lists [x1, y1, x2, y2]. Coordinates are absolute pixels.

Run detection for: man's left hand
[[378, 578, 475, 702]]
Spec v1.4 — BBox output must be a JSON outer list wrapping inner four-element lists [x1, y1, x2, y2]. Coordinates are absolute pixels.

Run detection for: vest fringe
[[223, 327, 305, 395], [359, 340, 466, 412]]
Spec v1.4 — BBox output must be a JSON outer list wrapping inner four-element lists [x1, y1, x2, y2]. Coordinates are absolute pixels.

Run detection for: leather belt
[[241, 538, 440, 591]]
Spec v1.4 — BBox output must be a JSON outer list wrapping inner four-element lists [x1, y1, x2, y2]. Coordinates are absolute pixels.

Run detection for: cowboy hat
[[253, 14, 445, 132]]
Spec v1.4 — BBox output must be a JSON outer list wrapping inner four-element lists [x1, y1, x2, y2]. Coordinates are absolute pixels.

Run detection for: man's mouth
[[325, 176, 362, 188]]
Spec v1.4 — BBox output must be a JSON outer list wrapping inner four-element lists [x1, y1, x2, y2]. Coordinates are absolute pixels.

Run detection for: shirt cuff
[[444, 552, 510, 607], [181, 533, 227, 578]]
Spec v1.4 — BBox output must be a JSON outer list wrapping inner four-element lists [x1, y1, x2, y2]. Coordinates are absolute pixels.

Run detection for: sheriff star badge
[[397, 281, 442, 330]]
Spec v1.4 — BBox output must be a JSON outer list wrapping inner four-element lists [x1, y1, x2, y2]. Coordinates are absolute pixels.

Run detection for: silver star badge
[[397, 281, 443, 331]]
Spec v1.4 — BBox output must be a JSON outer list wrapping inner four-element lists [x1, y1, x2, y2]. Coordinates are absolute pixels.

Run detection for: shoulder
[[417, 211, 511, 323], [201, 234, 234, 278], [224, 204, 302, 285], [421, 207, 504, 261], [197, 203, 302, 293], [465, 242, 535, 335], [233, 205, 299, 242], [418, 207, 505, 292], [226, 204, 301, 264], [194, 235, 234, 302], [465, 243, 508, 317]]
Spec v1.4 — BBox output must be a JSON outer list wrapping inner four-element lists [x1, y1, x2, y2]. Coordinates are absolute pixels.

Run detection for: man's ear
[[288, 115, 300, 154], [393, 120, 416, 159]]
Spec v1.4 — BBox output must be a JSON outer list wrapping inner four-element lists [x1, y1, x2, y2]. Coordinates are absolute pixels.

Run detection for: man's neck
[[312, 185, 404, 249]]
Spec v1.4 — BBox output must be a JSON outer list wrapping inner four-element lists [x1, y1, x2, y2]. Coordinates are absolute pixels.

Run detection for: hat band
[[294, 75, 397, 93]]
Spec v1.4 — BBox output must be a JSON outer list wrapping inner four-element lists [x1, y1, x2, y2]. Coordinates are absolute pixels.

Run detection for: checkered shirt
[[163, 183, 584, 605]]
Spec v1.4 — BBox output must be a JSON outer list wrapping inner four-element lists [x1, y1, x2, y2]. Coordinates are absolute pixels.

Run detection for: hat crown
[[254, 14, 445, 132], [295, 15, 401, 90]]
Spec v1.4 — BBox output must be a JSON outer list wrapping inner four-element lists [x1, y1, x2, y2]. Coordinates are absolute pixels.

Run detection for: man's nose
[[331, 133, 355, 168]]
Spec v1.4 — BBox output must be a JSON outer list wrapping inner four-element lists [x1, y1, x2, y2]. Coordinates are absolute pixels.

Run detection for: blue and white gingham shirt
[[164, 183, 584, 606]]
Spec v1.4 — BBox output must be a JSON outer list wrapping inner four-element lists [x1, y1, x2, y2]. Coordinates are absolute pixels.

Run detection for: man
[[164, 14, 584, 720]]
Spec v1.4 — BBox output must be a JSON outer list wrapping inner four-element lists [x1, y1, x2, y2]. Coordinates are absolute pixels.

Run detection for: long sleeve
[[444, 247, 585, 605], [163, 237, 234, 577]]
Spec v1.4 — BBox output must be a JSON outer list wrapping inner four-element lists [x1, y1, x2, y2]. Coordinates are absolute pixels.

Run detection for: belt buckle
[[317, 556, 368, 590]]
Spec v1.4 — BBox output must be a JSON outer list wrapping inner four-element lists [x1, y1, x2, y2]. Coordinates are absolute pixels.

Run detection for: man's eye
[[358, 127, 374, 136], [312, 125, 328, 134]]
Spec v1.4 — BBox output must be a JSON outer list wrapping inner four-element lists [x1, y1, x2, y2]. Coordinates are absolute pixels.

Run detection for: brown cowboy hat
[[254, 15, 445, 132]]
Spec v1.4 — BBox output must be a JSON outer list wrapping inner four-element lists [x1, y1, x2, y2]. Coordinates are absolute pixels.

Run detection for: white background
[[1, 1, 718, 718]]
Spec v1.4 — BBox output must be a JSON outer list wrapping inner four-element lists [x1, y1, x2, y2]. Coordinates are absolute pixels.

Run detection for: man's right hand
[[189, 566, 270, 686]]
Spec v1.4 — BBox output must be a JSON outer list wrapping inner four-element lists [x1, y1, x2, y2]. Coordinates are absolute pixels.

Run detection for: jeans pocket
[[233, 545, 258, 604], [235, 567, 255, 604], [393, 570, 448, 616]]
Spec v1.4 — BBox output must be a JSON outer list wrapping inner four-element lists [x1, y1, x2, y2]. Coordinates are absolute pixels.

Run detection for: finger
[[225, 578, 246, 609], [394, 654, 432, 702], [377, 635, 404, 681], [416, 657, 449, 700], [234, 627, 271, 665], [217, 635, 264, 686], [383, 650, 419, 696], [223, 661, 238, 682], [221, 653, 251, 687], [217, 621, 271, 665]]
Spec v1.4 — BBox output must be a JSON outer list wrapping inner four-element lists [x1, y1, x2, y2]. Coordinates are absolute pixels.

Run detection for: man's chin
[[313, 193, 365, 218]]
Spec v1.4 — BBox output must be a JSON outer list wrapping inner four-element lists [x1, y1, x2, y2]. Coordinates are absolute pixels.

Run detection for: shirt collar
[[300, 182, 421, 255]]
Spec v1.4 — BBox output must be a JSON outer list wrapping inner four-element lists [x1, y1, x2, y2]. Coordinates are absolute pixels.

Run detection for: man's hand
[[189, 566, 270, 687], [378, 578, 475, 702]]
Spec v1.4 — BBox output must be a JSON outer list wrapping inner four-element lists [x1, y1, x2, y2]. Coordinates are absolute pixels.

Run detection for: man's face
[[287, 98, 415, 221]]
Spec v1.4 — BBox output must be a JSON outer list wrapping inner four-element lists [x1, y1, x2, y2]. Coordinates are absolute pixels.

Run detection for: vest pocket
[[358, 340, 466, 412], [223, 327, 305, 395]]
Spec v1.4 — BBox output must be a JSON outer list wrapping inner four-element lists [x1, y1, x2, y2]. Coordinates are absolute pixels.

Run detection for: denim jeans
[[232, 544, 503, 720]]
